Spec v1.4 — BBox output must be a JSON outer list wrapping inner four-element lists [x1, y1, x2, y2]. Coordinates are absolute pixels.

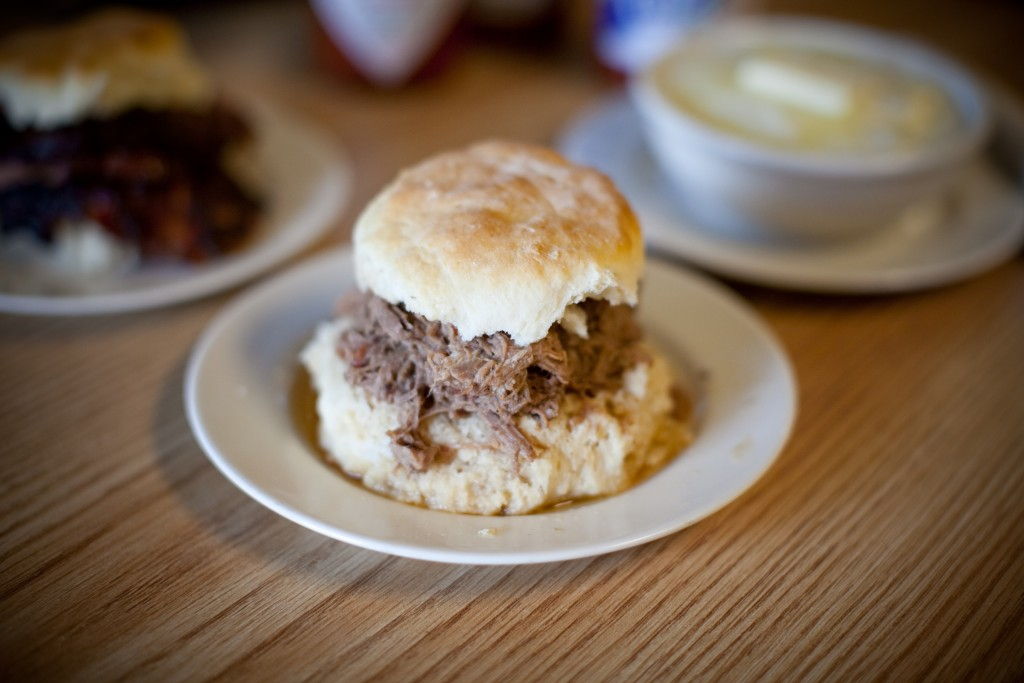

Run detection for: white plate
[[559, 94, 1024, 293], [184, 248, 796, 564], [0, 92, 351, 315]]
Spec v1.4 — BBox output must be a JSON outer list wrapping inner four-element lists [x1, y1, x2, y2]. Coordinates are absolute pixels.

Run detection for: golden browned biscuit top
[[354, 140, 644, 345]]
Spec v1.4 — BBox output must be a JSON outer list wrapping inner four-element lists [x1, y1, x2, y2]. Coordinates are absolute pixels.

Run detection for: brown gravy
[[289, 364, 327, 459]]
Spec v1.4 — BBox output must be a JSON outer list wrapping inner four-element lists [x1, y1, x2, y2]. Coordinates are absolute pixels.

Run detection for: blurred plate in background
[[0, 89, 351, 315], [559, 90, 1024, 294]]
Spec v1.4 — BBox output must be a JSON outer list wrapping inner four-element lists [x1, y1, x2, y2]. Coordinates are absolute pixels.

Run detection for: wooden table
[[2, 3, 1023, 679]]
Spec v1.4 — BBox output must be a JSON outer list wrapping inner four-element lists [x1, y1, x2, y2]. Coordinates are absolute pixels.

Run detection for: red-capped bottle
[[310, 0, 466, 87]]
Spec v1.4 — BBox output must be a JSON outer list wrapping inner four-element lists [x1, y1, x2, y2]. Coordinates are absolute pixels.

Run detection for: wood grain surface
[[2, 2, 1023, 680]]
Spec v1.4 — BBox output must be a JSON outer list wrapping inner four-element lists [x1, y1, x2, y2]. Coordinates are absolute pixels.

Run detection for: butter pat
[[736, 56, 850, 117]]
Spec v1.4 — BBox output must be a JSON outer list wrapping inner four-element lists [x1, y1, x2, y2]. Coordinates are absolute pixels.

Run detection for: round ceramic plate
[[558, 94, 1024, 294], [0, 92, 351, 315], [185, 248, 796, 564]]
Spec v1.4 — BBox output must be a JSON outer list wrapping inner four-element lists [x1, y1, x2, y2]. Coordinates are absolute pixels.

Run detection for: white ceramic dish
[[185, 248, 796, 565], [631, 17, 991, 241], [559, 94, 1024, 294], [0, 92, 351, 315]]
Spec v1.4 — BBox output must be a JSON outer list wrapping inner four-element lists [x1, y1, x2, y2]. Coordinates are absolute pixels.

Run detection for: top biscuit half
[[353, 140, 644, 346]]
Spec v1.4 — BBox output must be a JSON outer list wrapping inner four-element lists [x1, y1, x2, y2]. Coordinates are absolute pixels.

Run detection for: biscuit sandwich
[[0, 8, 259, 279], [302, 141, 691, 515]]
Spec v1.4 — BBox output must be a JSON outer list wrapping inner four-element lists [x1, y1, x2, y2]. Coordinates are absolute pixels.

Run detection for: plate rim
[[558, 92, 1024, 294], [0, 92, 352, 316], [184, 247, 798, 564]]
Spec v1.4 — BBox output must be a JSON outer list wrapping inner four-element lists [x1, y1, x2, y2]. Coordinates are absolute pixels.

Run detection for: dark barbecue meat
[[0, 103, 259, 261], [336, 292, 647, 470]]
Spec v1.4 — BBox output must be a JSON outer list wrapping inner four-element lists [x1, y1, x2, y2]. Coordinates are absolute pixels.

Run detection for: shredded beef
[[0, 104, 259, 261], [336, 293, 647, 470]]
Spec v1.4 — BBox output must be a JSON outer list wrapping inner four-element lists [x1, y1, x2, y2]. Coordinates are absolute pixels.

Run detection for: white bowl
[[630, 17, 992, 242]]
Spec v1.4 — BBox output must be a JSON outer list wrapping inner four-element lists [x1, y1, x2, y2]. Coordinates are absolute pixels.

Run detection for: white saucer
[[184, 248, 796, 565], [0, 92, 351, 315], [559, 94, 1024, 293]]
